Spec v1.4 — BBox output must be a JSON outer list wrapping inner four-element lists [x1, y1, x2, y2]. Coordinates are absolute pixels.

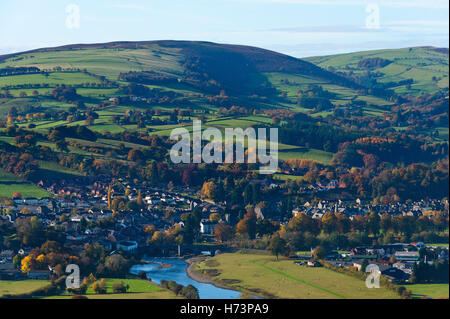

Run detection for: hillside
[[0, 40, 419, 120], [0, 41, 448, 197], [0, 40, 362, 97], [305, 46, 449, 95]]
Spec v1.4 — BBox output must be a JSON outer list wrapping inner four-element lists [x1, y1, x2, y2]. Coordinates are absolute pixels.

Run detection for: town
[[1, 174, 448, 298]]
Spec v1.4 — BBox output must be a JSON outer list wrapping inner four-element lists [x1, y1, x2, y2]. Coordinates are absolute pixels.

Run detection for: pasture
[[0, 170, 49, 198], [407, 283, 449, 299], [0, 280, 50, 297], [0, 46, 185, 80], [0, 72, 100, 87], [43, 278, 182, 299], [194, 251, 399, 299], [306, 47, 449, 95]]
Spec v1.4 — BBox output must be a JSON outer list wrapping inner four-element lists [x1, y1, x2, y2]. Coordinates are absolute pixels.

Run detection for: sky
[[0, 0, 448, 58]]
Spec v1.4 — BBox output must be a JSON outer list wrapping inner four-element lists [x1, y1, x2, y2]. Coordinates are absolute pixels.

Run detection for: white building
[[200, 220, 217, 234], [117, 240, 138, 252]]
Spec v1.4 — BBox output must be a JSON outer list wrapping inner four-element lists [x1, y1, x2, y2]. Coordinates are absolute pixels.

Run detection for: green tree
[[267, 233, 288, 261]]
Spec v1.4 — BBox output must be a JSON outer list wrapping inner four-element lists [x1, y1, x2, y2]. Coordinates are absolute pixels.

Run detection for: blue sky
[[0, 0, 448, 57]]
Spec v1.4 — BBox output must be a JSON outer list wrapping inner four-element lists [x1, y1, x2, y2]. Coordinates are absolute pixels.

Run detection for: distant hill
[[305, 46, 449, 95], [0, 40, 360, 97], [0, 41, 447, 116]]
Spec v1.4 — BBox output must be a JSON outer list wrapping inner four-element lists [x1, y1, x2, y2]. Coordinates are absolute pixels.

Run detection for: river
[[130, 257, 242, 299]]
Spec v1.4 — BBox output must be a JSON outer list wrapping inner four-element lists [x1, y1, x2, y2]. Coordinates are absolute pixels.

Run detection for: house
[[0, 262, 21, 280], [312, 212, 324, 219], [307, 261, 321, 267], [352, 260, 364, 271], [13, 198, 24, 204], [381, 267, 410, 283], [411, 242, 425, 249], [28, 270, 50, 280], [89, 207, 101, 215], [70, 214, 82, 222], [37, 206, 51, 214], [0, 261, 15, 271], [393, 262, 413, 274], [255, 206, 265, 220], [0, 250, 14, 260], [325, 251, 341, 260], [200, 220, 217, 234], [117, 240, 138, 252], [100, 209, 113, 216], [351, 248, 367, 256], [24, 197, 39, 205], [62, 221, 80, 232], [39, 197, 52, 205], [327, 180, 338, 189], [394, 251, 420, 262], [292, 208, 302, 217]]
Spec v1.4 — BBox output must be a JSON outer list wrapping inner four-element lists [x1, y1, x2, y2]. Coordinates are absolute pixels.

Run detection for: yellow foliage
[[144, 225, 156, 234], [36, 254, 47, 265], [200, 181, 216, 200], [209, 213, 220, 222], [21, 255, 35, 272]]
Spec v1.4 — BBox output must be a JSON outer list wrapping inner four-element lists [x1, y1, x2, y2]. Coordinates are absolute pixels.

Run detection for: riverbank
[[131, 256, 242, 299], [189, 251, 401, 299], [185, 256, 243, 295]]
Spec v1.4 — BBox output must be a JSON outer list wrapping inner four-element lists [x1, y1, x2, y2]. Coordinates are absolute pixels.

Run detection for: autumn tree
[[21, 255, 35, 272], [209, 213, 220, 222], [288, 213, 314, 233], [92, 279, 107, 294], [200, 181, 217, 200], [127, 148, 145, 162], [313, 246, 326, 260], [214, 224, 233, 242], [236, 210, 257, 239], [104, 255, 129, 276], [321, 212, 338, 234], [12, 192, 22, 199]]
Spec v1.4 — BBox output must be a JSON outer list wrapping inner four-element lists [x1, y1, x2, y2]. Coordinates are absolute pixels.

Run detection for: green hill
[[0, 40, 408, 123], [0, 40, 362, 97], [0, 41, 447, 192], [305, 46, 449, 95]]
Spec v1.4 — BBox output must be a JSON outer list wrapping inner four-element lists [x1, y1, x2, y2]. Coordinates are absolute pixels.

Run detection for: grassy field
[[195, 251, 399, 299], [38, 161, 85, 179], [0, 169, 49, 198], [43, 278, 182, 299], [265, 72, 394, 116], [0, 72, 100, 87], [278, 148, 333, 165], [273, 173, 303, 181], [426, 243, 449, 248], [0, 46, 185, 80], [407, 283, 449, 299], [0, 280, 50, 297], [306, 47, 449, 95]]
